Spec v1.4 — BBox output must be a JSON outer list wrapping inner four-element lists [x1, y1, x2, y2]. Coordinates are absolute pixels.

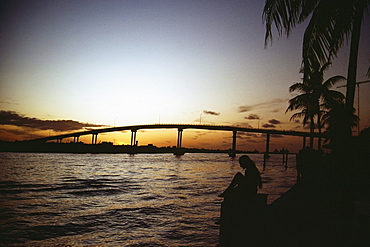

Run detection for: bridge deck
[[26, 124, 324, 143]]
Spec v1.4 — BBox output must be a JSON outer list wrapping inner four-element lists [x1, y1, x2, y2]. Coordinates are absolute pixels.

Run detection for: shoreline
[[0, 141, 295, 155]]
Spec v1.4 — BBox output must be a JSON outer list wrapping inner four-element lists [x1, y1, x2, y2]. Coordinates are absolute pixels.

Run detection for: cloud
[[271, 134, 284, 138], [194, 110, 220, 123], [238, 98, 288, 113], [246, 133, 260, 138], [0, 100, 18, 105], [262, 123, 276, 128], [0, 111, 105, 132], [245, 114, 260, 120], [193, 131, 208, 140], [237, 132, 260, 138], [231, 121, 253, 128], [268, 119, 281, 125], [203, 110, 220, 116], [236, 133, 248, 139], [260, 119, 281, 128], [302, 123, 319, 130], [0, 127, 28, 136], [0, 125, 48, 141]]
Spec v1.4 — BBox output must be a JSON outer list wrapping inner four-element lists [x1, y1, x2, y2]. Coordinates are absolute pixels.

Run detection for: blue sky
[[1, 0, 369, 149]]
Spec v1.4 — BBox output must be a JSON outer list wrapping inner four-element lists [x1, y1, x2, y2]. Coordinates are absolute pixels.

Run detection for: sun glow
[[1, 1, 369, 152]]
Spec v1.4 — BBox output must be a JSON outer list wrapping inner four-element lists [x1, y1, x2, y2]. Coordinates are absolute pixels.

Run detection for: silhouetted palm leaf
[[264, 0, 369, 113], [286, 62, 346, 148], [322, 103, 359, 146]]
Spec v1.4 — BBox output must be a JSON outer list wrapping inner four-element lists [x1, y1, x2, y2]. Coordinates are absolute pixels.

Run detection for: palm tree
[[263, 0, 369, 128], [322, 102, 359, 148], [309, 63, 346, 149], [287, 92, 317, 148], [287, 62, 345, 149]]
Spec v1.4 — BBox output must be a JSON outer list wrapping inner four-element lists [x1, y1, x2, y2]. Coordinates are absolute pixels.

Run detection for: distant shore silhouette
[[0, 141, 263, 155]]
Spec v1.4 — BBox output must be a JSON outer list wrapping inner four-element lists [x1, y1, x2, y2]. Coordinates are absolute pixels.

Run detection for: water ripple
[[0, 153, 297, 246]]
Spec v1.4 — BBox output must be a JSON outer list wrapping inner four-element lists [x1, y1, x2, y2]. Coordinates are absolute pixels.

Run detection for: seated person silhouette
[[218, 155, 262, 224], [218, 155, 263, 245], [219, 155, 262, 200]]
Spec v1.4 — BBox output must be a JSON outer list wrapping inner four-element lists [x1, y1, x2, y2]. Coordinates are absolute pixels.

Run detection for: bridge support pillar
[[92, 134, 98, 145], [74, 136, 80, 143], [263, 133, 270, 169], [177, 129, 183, 148], [131, 130, 137, 146]]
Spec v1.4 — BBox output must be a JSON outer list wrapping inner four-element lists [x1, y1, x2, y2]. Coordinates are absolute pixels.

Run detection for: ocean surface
[[0, 152, 297, 246]]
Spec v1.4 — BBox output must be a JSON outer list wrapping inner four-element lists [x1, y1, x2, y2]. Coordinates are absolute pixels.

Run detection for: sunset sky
[[1, 0, 369, 152]]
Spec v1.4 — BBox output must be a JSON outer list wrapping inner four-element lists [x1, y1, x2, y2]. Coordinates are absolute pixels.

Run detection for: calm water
[[0, 153, 297, 246]]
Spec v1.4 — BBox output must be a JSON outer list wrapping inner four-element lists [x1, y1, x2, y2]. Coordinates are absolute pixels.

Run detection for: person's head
[[239, 155, 255, 169]]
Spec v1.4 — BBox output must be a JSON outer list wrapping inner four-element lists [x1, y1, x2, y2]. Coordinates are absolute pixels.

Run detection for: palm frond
[[302, 0, 334, 77], [302, 1, 360, 79], [325, 90, 345, 100], [322, 75, 346, 89], [322, 90, 345, 108], [290, 112, 305, 121], [298, 0, 320, 22], [286, 93, 314, 112], [290, 111, 310, 126], [322, 103, 359, 137], [289, 82, 311, 93], [319, 62, 332, 73], [263, 0, 310, 46]]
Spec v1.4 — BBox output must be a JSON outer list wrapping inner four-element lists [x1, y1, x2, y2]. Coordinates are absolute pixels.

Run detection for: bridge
[[26, 124, 324, 156]]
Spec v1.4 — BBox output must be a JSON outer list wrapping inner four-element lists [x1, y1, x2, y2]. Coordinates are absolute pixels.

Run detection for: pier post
[[265, 133, 270, 154], [229, 130, 237, 158], [130, 130, 137, 146], [282, 153, 288, 169], [286, 153, 288, 168], [263, 133, 270, 169], [177, 129, 183, 148]]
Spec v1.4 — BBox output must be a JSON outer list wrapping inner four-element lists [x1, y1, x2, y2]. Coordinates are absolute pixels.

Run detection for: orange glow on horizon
[[0, 124, 318, 153]]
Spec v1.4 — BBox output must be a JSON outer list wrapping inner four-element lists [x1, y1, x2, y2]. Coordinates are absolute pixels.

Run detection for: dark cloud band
[[0, 111, 105, 132]]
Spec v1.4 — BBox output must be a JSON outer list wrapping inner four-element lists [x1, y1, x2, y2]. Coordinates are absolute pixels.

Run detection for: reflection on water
[[0, 153, 297, 246]]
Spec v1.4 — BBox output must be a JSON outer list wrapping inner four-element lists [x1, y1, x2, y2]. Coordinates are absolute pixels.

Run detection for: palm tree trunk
[[317, 113, 322, 150], [345, 3, 363, 112], [310, 116, 315, 148]]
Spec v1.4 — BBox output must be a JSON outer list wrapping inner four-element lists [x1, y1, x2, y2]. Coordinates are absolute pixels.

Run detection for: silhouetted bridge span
[[27, 124, 324, 155]]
